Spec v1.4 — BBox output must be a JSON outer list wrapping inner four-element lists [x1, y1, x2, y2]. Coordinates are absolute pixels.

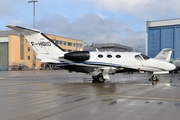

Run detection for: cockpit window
[[140, 54, 150, 60], [135, 55, 143, 60]]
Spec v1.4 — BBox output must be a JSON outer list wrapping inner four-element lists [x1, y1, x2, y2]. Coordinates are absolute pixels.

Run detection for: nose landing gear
[[149, 75, 159, 86]]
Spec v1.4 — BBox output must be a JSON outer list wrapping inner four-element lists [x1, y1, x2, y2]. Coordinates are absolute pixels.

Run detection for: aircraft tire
[[98, 75, 105, 83], [149, 75, 158, 86], [92, 75, 105, 83]]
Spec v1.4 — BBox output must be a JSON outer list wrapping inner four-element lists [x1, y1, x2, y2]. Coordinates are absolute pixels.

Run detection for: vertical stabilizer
[[6, 25, 65, 63], [154, 48, 173, 61]]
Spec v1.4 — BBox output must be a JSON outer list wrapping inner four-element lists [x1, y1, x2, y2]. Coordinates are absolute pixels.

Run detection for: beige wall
[[8, 35, 35, 69], [8, 34, 83, 69], [8, 35, 20, 65], [46, 34, 83, 51]]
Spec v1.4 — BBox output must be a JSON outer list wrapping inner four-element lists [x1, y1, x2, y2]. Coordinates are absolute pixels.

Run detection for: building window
[[77, 44, 82, 47], [73, 43, 76, 47], [56, 41, 59, 44], [59, 41, 62, 45], [68, 42, 72, 46], [53, 40, 58, 44], [28, 56, 30, 60], [28, 47, 30, 52]]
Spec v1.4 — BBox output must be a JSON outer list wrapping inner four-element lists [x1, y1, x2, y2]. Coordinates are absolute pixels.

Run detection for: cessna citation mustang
[[7, 25, 175, 85]]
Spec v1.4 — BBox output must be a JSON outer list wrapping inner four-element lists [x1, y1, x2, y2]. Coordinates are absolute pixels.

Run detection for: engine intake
[[64, 51, 90, 62]]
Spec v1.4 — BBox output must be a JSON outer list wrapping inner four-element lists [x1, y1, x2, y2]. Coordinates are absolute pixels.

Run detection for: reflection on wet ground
[[0, 70, 180, 120]]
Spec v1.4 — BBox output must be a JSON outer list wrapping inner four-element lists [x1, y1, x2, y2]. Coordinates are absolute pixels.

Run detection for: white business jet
[[7, 25, 175, 85]]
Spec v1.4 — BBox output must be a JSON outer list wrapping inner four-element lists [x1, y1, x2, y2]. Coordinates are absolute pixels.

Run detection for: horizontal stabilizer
[[6, 25, 40, 34]]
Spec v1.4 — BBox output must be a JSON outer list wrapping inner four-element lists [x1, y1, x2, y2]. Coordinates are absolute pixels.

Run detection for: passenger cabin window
[[107, 54, 112, 58], [98, 54, 103, 58], [116, 55, 121, 58], [135, 55, 143, 60], [140, 54, 150, 60]]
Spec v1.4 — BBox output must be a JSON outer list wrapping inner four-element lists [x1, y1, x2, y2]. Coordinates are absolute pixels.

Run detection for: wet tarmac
[[0, 70, 180, 120]]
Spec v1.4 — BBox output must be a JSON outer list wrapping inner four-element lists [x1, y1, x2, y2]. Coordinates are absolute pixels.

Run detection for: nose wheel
[[149, 75, 159, 86]]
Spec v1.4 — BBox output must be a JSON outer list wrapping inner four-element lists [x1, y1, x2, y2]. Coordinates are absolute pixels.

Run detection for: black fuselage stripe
[[41, 33, 65, 52], [16, 26, 40, 33]]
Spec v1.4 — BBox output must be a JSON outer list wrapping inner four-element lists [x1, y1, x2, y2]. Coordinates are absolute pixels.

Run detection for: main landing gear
[[149, 75, 159, 86], [92, 74, 105, 83]]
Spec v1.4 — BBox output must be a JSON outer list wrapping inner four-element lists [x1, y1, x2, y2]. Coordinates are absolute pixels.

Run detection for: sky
[[1, 0, 180, 53]]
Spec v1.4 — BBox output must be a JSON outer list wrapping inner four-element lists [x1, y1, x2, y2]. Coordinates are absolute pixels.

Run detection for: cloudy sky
[[1, 0, 180, 53]]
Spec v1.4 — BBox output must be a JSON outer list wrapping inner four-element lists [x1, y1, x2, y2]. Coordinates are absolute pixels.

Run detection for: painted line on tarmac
[[0, 77, 6, 80], [0, 89, 180, 102]]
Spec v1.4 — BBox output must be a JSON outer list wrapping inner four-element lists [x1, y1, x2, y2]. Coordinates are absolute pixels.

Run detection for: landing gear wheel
[[92, 74, 105, 83], [98, 75, 105, 83], [149, 75, 159, 86]]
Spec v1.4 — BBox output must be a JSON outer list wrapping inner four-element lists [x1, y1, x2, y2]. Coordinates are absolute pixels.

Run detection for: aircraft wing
[[68, 62, 117, 70]]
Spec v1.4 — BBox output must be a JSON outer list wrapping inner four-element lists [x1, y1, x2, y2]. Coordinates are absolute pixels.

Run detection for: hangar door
[[0, 42, 8, 70]]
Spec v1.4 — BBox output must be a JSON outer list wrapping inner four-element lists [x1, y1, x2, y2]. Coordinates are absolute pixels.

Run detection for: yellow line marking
[[0, 78, 6, 80], [0, 89, 180, 102]]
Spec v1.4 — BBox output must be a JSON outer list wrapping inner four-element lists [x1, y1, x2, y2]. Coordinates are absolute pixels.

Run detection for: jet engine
[[64, 51, 90, 62]]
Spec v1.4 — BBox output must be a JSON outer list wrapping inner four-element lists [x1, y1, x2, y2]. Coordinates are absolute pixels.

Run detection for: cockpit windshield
[[140, 54, 150, 60]]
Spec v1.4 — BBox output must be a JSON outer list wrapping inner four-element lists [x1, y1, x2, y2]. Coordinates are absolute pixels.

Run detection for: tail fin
[[6, 25, 65, 62], [154, 48, 173, 61]]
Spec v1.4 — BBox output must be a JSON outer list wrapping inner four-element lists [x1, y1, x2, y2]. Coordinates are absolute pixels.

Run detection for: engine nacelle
[[64, 51, 90, 62]]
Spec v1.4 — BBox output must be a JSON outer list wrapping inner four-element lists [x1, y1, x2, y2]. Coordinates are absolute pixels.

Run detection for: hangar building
[[146, 18, 180, 58], [0, 38, 8, 70], [0, 30, 83, 70]]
